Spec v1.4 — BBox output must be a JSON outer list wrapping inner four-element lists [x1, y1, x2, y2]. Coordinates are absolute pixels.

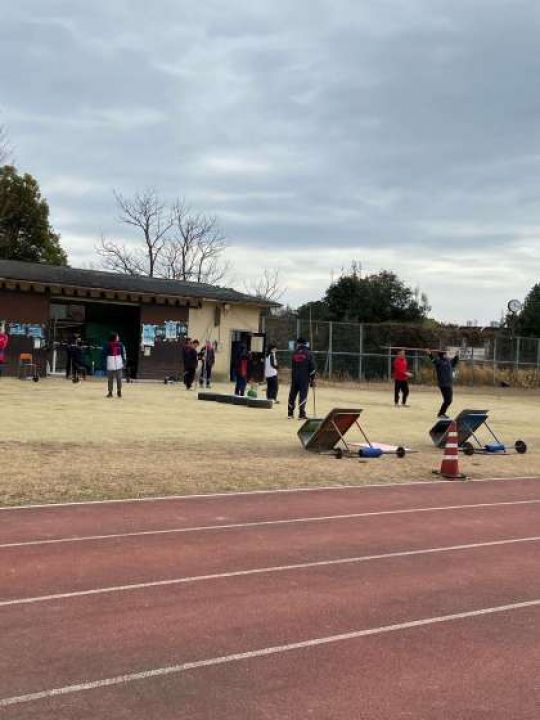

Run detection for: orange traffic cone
[[433, 421, 467, 480]]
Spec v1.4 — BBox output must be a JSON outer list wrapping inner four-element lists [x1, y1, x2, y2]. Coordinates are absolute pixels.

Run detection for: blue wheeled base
[[429, 409, 527, 456], [298, 408, 408, 459]]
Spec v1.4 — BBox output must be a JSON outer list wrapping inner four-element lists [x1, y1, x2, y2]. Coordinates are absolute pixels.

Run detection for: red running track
[[1, 477, 539, 719]]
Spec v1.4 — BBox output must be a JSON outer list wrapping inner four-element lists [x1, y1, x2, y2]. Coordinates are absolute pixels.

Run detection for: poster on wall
[[165, 321, 177, 340], [8, 323, 27, 336], [27, 325, 44, 339], [164, 321, 188, 340], [142, 324, 156, 347]]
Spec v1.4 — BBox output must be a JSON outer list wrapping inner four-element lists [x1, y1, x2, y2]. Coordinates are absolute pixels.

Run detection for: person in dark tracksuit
[[199, 341, 216, 388], [288, 338, 316, 420], [427, 349, 459, 418], [183, 338, 199, 390], [234, 344, 251, 396]]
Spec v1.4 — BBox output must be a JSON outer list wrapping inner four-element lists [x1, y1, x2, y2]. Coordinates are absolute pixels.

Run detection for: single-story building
[[0, 259, 278, 380]]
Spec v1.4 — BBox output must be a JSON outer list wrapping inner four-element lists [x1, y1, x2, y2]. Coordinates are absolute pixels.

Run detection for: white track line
[[3, 498, 540, 549], [2, 598, 539, 708], [2, 475, 539, 511], [2, 535, 539, 609]]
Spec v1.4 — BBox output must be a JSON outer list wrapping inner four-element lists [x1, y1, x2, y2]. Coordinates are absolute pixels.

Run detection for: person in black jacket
[[288, 338, 316, 420], [183, 338, 199, 390], [427, 349, 459, 418]]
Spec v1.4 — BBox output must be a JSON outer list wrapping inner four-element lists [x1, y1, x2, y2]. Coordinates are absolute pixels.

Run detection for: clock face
[[508, 299, 522, 313]]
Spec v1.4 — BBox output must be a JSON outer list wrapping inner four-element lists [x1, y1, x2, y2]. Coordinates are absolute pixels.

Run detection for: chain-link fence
[[263, 315, 540, 387]]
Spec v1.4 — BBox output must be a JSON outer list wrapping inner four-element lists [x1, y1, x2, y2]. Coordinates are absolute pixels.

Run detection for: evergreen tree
[[516, 284, 540, 337], [0, 165, 67, 265]]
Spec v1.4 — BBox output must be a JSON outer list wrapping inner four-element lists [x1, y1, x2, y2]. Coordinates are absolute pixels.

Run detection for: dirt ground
[[0, 377, 538, 506]]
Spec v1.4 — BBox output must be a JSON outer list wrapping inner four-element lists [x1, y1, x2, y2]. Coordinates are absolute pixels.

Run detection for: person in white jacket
[[264, 343, 279, 402], [104, 332, 127, 398]]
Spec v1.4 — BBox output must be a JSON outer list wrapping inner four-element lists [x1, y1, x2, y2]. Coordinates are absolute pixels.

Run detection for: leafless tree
[[97, 189, 174, 277], [243, 267, 286, 302], [97, 191, 231, 284]]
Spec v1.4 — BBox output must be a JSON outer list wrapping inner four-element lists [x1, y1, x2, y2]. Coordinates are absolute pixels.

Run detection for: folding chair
[[18, 352, 39, 381]]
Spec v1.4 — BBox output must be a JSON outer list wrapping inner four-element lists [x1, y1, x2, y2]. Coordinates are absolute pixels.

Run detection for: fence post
[[387, 346, 392, 381], [493, 336, 497, 385], [515, 336, 521, 377], [296, 317, 301, 341], [358, 324, 364, 380], [328, 321, 333, 379]]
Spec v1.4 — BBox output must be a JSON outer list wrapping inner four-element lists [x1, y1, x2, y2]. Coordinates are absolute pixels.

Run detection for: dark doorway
[[230, 331, 266, 383]]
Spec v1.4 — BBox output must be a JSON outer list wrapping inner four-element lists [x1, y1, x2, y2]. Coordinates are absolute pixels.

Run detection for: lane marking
[[2, 598, 539, 707], [2, 534, 540, 608], [2, 498, 540, 549], [1, 475, 538, 512]]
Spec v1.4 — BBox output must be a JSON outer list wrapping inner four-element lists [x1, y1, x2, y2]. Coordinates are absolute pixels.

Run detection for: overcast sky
[[2, 0, 540, 323]]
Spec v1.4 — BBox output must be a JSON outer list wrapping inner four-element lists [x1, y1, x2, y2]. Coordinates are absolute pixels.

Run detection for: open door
[[230, 331, 266, 382]]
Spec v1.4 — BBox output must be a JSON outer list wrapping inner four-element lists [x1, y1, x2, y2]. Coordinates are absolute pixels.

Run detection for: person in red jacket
[[393, 348, 412, 406], [0, 323, 8, 378]]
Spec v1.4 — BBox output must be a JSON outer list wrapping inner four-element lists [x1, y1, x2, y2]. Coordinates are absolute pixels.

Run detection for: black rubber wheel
[[462, 441, 475, 456], [33, 376, 40, 383], [247, 398, 273, 409], [197, 392, 218, 401], [515, 439, 527, 454], [163, 378, 168, 384], [396, 446, 406, 459], [334, 448, 343, 459]]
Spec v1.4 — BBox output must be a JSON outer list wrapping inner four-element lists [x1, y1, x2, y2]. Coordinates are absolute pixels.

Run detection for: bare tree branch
[[95, 234, 147, 276], [243, 267, 286, 302], [156, 200, 230, 283], [112, 189, 174, 277]]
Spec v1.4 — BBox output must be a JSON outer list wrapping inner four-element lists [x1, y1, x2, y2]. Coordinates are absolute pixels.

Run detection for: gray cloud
[[2, 0, 540, 322]]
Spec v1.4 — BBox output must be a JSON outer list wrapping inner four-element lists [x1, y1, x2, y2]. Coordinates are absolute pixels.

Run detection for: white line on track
[[2, 535, 539, 608], [1, 475, 538, 511], [2, 598, 539, 707], [2, 498, 540, 549]]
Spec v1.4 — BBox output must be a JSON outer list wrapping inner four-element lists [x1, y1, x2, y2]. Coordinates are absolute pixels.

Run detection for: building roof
[[0, 260, 279, 307]]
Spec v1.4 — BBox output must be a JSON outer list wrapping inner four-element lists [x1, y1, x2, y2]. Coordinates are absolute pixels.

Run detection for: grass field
[[0, 377, 538, 506]]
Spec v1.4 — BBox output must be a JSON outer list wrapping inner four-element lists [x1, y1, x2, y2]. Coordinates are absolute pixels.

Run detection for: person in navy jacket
[[288, 338, 316, 420], [427, 348, 459, 418]]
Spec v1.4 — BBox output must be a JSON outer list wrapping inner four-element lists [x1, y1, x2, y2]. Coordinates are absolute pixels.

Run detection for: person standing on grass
[[288, 338, 316, 420], [104, 332, 126, 398], [265, 342, 279, 402], [0, 323, 8, 378], [183, 338, 199, 390], [427, 348, 459, 418], [393, 349, 412, 406], [234, 343, 251, 396], [199, 341, 215, 388]]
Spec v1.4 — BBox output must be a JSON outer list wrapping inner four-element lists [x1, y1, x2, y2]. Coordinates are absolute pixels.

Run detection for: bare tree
[[97, 189, 174, 277], [243, 267, 286, 302], [156, 200, 230, 284], [97, 191, 231, 284]]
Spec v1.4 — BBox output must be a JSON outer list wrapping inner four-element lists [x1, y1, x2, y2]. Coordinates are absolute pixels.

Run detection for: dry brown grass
[[1, 377, 538, 506]]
